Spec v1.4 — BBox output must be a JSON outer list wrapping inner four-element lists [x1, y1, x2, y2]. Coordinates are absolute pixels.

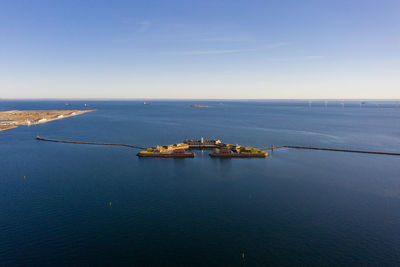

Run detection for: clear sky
[[1, 0, 399, 99]]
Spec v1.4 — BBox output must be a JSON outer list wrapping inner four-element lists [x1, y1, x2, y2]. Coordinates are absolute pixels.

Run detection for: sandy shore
[[0, 110, 95, 132]]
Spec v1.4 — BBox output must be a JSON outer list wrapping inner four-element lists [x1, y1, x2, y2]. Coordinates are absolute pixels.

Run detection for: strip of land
[[0, 110, 95, 132]]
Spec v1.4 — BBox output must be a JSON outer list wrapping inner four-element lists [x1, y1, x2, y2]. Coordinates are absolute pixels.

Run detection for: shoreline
[[0, 109, 95, 132]]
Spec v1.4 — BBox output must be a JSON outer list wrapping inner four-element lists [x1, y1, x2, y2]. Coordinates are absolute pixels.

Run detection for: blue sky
[[1, 0, 399, 99]]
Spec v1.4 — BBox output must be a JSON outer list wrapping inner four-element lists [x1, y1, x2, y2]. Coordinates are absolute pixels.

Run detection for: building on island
[[183, 138, 221, 148]]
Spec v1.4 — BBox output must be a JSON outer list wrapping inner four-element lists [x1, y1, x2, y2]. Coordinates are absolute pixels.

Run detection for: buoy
[[24, 176, 26, 180], [242, 252, 245, 259], [109, 202, 112, 207]]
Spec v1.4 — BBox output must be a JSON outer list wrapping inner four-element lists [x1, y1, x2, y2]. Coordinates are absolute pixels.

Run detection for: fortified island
[[137, 138, 268, 158], [36, 136, 400, 158]]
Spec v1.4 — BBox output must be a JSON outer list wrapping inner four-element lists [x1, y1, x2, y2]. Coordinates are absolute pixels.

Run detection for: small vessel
[[143, 102, 151, 105], [190, 104, 208, 108]]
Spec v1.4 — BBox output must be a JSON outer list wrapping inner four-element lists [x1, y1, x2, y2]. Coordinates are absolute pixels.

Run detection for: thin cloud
[[304, 55, 325, 60], [262, 42, 292, 49], [121, 17, 134, 25], [167, 42, 291, 56], [137, 21, 151, 33], [264, 55, 325, 62], [121, 18, 151, 33], [167, 48, 254, 56]]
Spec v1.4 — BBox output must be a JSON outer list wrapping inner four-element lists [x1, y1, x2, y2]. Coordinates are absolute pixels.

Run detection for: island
[[137, 138, 268, 158], [137, 142, 195, 158], [190, 104, 208, 108], [0, 110, 95, 132]]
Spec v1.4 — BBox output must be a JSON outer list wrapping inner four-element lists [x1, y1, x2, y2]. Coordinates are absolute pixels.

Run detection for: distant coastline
[[0, 110, 95, 132]]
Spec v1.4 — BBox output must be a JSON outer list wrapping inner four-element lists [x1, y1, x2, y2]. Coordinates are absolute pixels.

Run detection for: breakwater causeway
[[263, 145, 400, 156], [36, 136, 145, 149]]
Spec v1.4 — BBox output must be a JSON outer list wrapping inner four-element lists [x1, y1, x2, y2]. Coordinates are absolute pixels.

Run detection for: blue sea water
[[1, 100, 400, 266]]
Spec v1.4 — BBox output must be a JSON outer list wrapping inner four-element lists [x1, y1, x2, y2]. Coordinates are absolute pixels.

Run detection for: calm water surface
[[1, 100, 400, 266]]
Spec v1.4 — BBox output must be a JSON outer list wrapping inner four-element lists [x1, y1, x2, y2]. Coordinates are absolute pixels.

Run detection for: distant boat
[[143, 102, 151, 105], [84, 104, 89, 107], [190, 104, 208, 108], [65, 103, 71, 106]]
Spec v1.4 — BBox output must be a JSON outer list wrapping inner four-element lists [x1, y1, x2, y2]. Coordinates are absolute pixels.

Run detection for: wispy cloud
[[195, 34, 262, 43], [262, 42, 292, 49], [121, 17, 133, 25], [121, 18, 151, 33], [167, 42, 291, 56], [304, 55, 325, 60], [137, 21, 151, 33], [264, 55, 325, 62], [167, 48, 254, 56]]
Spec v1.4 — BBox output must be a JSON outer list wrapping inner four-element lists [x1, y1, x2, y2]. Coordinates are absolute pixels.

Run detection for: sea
[[1, 100, 400, 266]]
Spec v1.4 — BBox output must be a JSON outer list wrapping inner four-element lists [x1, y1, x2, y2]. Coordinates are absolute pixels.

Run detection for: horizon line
[[1, 98, 400, 101]]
